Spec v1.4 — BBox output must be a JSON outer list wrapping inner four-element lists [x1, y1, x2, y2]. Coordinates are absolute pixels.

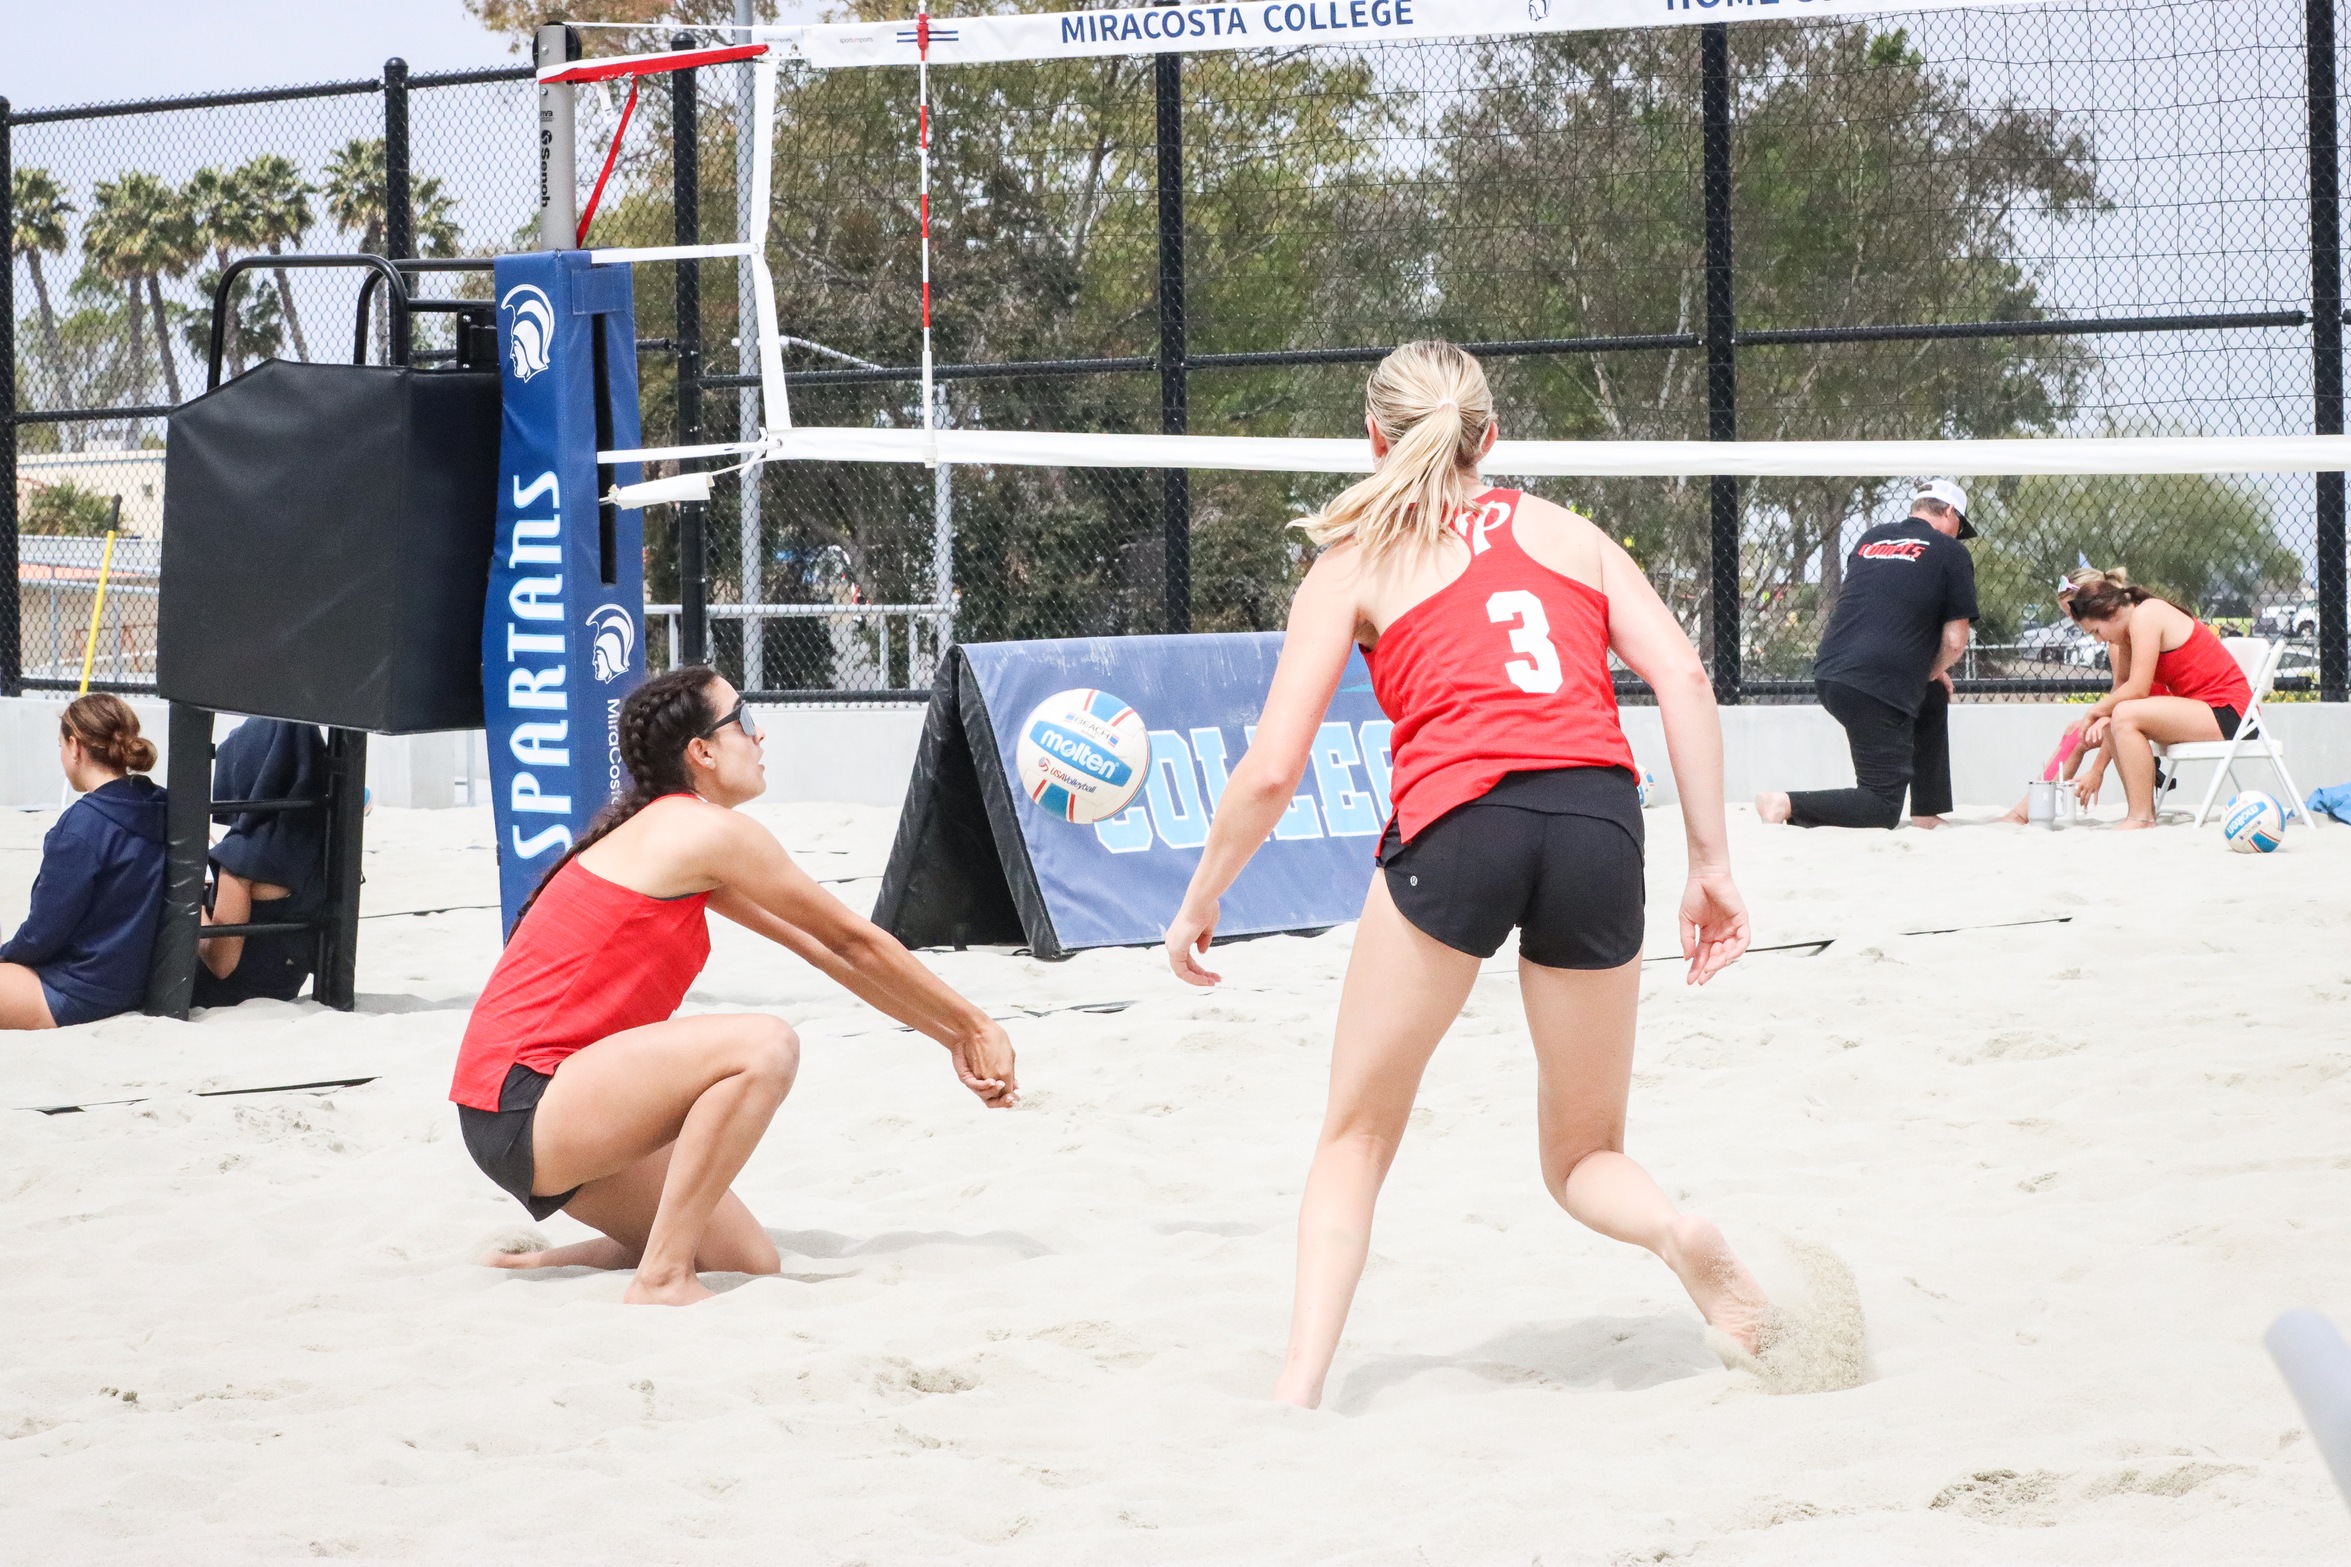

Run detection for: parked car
[[2257, 598, 2318, 639], [2012, 621, 2104, 666]]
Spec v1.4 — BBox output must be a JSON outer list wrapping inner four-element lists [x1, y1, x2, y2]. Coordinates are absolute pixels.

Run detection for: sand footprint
[[1708, 1231, 1871, 1394]]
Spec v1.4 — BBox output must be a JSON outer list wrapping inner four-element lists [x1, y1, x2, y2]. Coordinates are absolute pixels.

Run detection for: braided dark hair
[[515, 664, 724, 925]]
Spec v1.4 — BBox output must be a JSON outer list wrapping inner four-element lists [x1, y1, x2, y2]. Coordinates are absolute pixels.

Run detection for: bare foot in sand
[[1662, 1214, 1770, 1354], [1909, 814, 1946, 830], [1997, 800, 2029, 825], [625, 1267, 716, 1306], [1755, 791, 1792, 825], [2113, 815, 2160, 832]]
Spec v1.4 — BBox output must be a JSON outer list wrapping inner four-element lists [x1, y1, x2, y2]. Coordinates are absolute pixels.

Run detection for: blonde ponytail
[[1298, 340, 1494, 559]]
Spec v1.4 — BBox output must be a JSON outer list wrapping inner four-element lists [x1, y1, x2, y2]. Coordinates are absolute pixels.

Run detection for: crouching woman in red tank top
[[2053, 566, 2253, 831], [452, 666, 1017, 1306], [1164, 341, 1767, 1407]]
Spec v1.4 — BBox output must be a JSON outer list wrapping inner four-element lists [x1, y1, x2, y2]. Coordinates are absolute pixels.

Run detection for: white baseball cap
[[1912, 478, 1974, 539]]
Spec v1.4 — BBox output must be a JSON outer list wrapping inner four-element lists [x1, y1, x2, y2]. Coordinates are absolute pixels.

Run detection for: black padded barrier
[[158, 359, 500, 733]]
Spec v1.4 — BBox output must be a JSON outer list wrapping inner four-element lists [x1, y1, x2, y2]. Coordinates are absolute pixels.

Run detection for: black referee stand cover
[[158, 358, 500, 732], [872, 646, 1044, 955]]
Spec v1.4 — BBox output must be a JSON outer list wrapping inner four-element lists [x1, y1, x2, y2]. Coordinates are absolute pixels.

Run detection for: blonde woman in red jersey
[[452, 666, 1017, 1306], [1165, 341, 1766, 1407]]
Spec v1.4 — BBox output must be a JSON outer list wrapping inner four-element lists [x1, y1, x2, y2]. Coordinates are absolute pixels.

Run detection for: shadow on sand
[[1329, 1314, 1719, 1414]]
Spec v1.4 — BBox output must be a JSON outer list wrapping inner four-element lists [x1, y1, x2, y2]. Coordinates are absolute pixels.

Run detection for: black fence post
[[0, 97, 19, 698], [313, 727, 367, 1011], [1701, 24, 1740, 704], [1154, 31, 1190, 635], [2310, 0, 2347, 703], [143, 702, 214, 1019], [673, 35, 708, 667], [384, 60, 412, 263]]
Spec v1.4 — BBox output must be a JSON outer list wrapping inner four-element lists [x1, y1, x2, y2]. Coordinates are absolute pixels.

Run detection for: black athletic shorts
[[1376, 766, 1646, 971], [458, 1062, 579, 1221], [2213, 704, 2242, 741]]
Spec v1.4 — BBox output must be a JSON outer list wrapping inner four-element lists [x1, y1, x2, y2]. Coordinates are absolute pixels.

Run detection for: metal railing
[[646, 601, 955, 700]]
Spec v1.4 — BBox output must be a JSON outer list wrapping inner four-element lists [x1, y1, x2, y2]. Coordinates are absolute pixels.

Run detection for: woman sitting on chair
[[0, 695, 167, 1029], [2014, 567, 2251, 831], [197, 719, 329, 1006]]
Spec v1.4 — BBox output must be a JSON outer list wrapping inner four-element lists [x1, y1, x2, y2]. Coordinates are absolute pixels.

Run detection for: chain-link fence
[[7, 1, 2348, 703]]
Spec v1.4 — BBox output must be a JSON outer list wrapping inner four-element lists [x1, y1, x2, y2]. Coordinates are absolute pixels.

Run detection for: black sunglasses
[[699, 698, 761, 742]]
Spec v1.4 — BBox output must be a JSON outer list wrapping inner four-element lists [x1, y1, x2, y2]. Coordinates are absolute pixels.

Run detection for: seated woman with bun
[[2007, 566, 2251, 831], [0, 694, 168, 1028], [453, 665, 1017, 1306]]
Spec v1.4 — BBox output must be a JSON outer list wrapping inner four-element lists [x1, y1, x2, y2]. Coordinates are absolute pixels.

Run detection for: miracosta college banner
[[760, 0, 2051, 70]]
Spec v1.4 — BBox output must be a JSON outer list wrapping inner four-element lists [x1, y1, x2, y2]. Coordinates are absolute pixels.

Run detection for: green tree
[[322, 138, 387, 256], [10, 167, 75, 398], [22, 480, 120, 537], [82, 170, 194, 403], [1972, 472, 2302, 641], [240, 154, 317, 361], [1431, 25, 2098, 668], [184, 163, 268, 373]]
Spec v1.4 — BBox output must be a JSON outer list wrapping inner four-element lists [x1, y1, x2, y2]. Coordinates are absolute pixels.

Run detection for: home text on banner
[[486, 251, 648, 935], [872, 634, 1390, 959]]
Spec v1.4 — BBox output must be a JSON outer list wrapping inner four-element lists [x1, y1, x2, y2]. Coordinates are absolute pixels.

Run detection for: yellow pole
[[76, 530, 119, 696]]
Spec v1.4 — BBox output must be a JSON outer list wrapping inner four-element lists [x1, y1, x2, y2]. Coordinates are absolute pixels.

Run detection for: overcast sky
[[1, 0, 521, 111]]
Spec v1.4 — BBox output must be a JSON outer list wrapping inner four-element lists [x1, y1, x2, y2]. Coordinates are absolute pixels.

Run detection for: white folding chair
[[2155, 637, 2313, 826]]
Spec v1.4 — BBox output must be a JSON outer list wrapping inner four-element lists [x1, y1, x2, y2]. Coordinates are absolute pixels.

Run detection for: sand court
[[4, 798, 2348, 1562]]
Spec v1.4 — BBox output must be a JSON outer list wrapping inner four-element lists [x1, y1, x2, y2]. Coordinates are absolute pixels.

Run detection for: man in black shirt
[[1758, 479, 1979, 830]]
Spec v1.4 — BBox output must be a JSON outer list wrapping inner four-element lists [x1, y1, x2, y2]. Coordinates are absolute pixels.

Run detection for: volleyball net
[[11, 4, 2328, 698], [518, 0, 2339, 701]]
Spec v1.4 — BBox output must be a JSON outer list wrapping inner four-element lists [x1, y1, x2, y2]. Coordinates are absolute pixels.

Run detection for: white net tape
[[602, 428, 2351, 478]]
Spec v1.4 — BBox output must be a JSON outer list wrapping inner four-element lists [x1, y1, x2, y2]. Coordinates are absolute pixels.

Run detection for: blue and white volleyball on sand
[[1016, 688, 1151, 824], [2221, 790, 2287, 853]]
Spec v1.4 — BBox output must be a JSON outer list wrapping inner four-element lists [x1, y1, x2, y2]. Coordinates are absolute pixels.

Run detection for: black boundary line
[[23, 1076, 378, 1116], [1634, 915, 2073, 966]]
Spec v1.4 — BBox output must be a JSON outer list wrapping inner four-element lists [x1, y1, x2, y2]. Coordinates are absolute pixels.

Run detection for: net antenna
[[581, 2, 2351, 487], [539, 39, 794, 504]]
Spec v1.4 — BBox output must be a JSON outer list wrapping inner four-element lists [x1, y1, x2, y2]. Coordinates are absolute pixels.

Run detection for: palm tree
[[411, 175, 463, 258], [145, 184, 202, 402], [184, 164, 264, 371], [322, 138, 386, 255], [10, 168, 74, 385], [323, 141, 466, 358], [83, 171, 181, 401], [239, 154, 315, 360]]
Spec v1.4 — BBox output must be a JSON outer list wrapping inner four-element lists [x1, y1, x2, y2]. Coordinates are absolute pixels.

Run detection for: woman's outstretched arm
[[697, 819, 1017, 1105], [1600, 537, 1749, 985], [1163, 552, 1362, 986]]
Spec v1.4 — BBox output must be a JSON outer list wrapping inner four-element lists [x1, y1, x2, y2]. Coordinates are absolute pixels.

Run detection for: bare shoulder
[[1509, 492, 1607, 588], [619, 792, 776, 869]]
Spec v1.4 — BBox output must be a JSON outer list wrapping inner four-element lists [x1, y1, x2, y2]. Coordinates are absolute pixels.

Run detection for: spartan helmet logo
[[501, 283, 555, 382], [586, 603, 636, 683], [1526, 0, 1548, 18]]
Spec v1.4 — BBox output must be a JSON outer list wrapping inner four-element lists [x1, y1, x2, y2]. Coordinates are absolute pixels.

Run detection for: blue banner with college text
[[485, 251, 646, 934], [963, 633, 1389, 950]]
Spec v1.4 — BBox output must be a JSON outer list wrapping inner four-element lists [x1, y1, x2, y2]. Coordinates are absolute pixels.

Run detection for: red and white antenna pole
[[918, 8, 936, 461]]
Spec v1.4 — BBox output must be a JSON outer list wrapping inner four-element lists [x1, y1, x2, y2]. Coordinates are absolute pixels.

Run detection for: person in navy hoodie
[[0, 694, 168, 1029]]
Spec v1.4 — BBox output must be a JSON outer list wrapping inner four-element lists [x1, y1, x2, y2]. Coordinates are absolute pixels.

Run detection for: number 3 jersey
[[1364, 488, 1637, 844]]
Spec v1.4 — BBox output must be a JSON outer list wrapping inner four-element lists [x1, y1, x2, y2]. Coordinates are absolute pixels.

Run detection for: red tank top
[[2150, 620, 2252, 713], [1366, 489, 1637, 842], [449, 855, 712, 1111]]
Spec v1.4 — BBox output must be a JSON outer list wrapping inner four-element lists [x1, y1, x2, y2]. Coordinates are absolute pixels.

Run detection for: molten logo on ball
[[2221, 790, 2286, 853], [1017, 689, 1149, 824]]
